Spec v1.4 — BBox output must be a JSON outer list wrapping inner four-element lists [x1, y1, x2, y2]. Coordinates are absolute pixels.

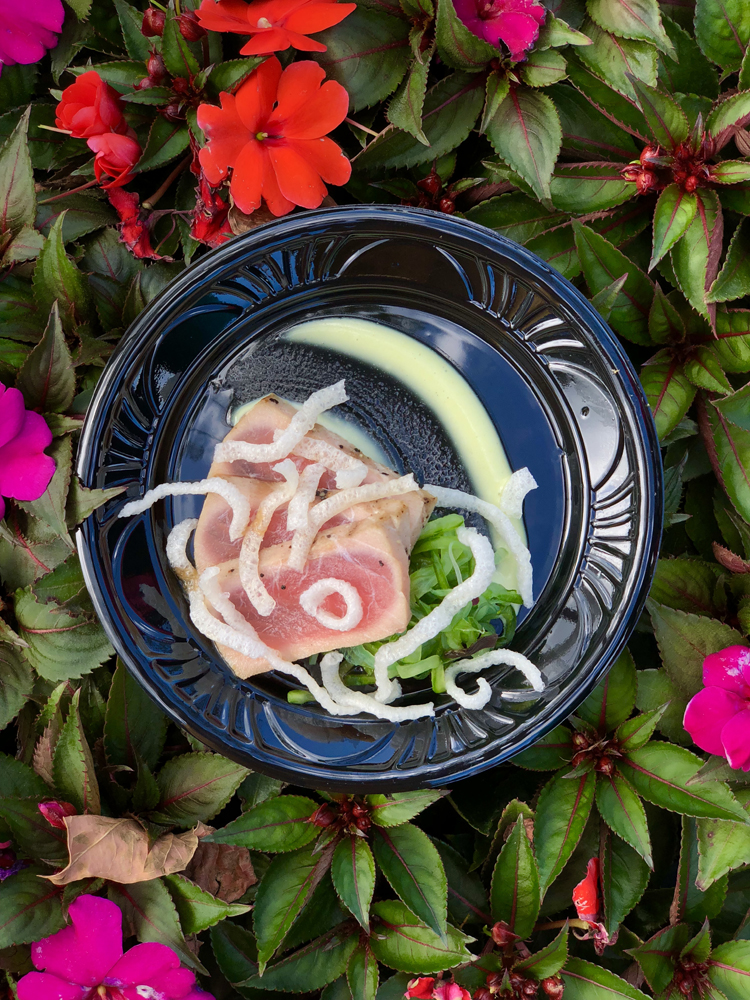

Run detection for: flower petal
[[279, 30, 326, 51], [260, 151, 295, 216], [105, 944, 180, 989], [275, 78, 349, 139], [0, 411, 55, 503], [197, 94, 249, 181], [32, 895, 123, 988], [683, 686, 747, 757], [235, 56, 283, 131], [121, 966, 196, 1000], [272, 60, 327, 124], [195, 0, 251, 32], [285, 2, 356, 34], [720, 707, 750, 771], [703, 645, 750, 697], [229, 140, 265, 215], [267, 143, 328, 208], [0, 384, 26, 450], [494, 11, 544, 62], [288, 136, 351, 186], [17, 972, 87, 1000], [239, 29, 293, 54]]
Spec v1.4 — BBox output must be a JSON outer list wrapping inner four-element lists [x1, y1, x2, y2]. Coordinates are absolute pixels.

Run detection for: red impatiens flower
[[197, 56, 351, 217], [55, 71, 126, 138], [196, 0, 355, 55], [87, 132, 142, 188], [684, 645, 750, 770], [573, 857, 601, 924], [453, 0, 545, 62], [406, 979, 436, 1000], [191, 174, 232, 247], [106, 188, 171, 260]]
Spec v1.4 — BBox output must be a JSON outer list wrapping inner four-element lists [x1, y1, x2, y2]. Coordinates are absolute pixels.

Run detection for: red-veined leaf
[[587, 0, 673, 54], [648, 284, 685, 344], [534, 770, 596, 894], [630, 78, 689, 149], [550, 162, 636, 213], [650, 184, 697, 270], [708, 218, 750, 304], [697, 392, 750, 523], [596, 774, 653, 867], [486, 87, 562, 202], [683, 346, 732, 395], [671, 189, 723, 325]]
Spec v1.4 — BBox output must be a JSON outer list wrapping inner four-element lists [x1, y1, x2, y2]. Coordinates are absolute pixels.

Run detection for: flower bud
[[310, 803, 337, 827], [596, 756, 615, 776], [636, 170, 657, 195], [683, 175, 699, 193], [522, 982, 538, 997], [162, 102, 186, 123], [540, 978, 563, 1000], [621, 164, 641, 182], [639, 143, 661, 166], [142, 8, 166, 36], [439, 197, 456, 214], [572, 731, 589, 749], [172, 76, 191, 95], [491, 921, 518, 948], [38, 801, 77, 829], [474, 990, 493, 1000], [417, 172, 441, 196], [179, 11, 207, 41], [147, 51, 168, 83]]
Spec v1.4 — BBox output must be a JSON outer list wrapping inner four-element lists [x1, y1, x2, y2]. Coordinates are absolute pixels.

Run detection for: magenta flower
[[0, 0, 65, 74], [0, 383, 56, 520], [683, 645, 750, 770], [17, 895, 213, 1000], [453, 0, 545, 62]]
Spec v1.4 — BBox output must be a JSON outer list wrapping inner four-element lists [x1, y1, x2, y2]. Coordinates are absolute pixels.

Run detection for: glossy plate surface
[[77, 206, 662, 791]]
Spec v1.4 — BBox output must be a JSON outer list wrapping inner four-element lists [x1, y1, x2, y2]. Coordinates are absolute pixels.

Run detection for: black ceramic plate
[[76, 206, 662, 791]]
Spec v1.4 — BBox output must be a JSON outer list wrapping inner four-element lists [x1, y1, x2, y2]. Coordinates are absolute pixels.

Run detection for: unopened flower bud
[[162, 102, 185, 123], [684, 175, 699, 193], [639, 143, 661, 166], [621, 164, 641, 182], [570, 750, 588, 767], [310, 803, 337, 827], [439, 197, 455, 214], [179, 11, 207, 41], [522, 982, 538, 997], [172, 76, 191, 95], [486, 973, 504, 993], [142, 8, 166, 36], [491, 921, 518, 947], [572, 731, 589, 749], [474, 990, 493, 1000], [596, 756, 615, 776], [636, 170, 657, 194], [147, 51, 168, 83], [38, 800, 77, 829], [540, 978, 563, 1000], [417, 172, 441, 196]]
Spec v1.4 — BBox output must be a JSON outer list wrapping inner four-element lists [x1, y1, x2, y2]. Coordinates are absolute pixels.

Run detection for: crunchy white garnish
[[214, 381, 348, 466], [499, 468, 538, 520], [166, 517, 199, 580], [278, 433, 367, 489], [320, 652, 434, 721], [239, 459, 299, 617], [286, 462, 326, 532], [289, 473, 420, 570], [299, 578, 363, 631], [424, 483, 534, 608], [444, 649, 544, 710], [373, 526, 496, 702], [120, 480, 250, 542]]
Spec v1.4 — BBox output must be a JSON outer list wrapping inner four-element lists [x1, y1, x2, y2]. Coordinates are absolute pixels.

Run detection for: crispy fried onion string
[[277, 433, 367, 490], [444, 649, 544, 710], [299, 578, 363, 631], [320, 652, 434, 721], [119, 479, 250, 542], [214, 381, 348, 466], [286, 462, 326, 532]]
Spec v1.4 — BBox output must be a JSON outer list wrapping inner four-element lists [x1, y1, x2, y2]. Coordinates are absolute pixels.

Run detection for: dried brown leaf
[[182, 841, 257, 902], [712, 541, 750, 573]]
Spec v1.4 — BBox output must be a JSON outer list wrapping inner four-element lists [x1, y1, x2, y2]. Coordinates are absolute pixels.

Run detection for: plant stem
[[38, 124, 73, 135], [142, 155, 192, 210], [38, 179, 99, 204], [345, 117, 379, 138], [534, 919, 590, 932]]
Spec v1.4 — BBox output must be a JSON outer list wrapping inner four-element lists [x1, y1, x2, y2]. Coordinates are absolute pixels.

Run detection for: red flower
[[573, 857, 600, 924], [434, 985, 470, 1000], [196, 0, 355, 55], [197, 56, 351, 217], [87, 132, 142, 188], [405, 978, 435, 1000], [106, 188, 169, 260], [38, 801, 77, 830], [191, 174, 232, 246], [55, 71, 126, 138], [453, 0, 545, 62]]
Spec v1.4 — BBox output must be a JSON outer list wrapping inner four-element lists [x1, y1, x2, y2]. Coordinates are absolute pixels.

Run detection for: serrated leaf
[[331, 835, 376, 929], [490, 816, 539, 937], [577, 648, 637, 732], [0, 797, 68, 863], [590, 274, 629, 321], [0, 871, 63, 948], [68, 61, 148, 92], [631, 924, 691, 993], [699, 398, 750, 525], [520, 49, 567, 88], [573, 222, 652, 344], [486, 87, 561, 202], [16, 435, 73, 549], [369, 900, 473, 973], [711, 160, 750, 185], [313, 9, 410, 113], [671, 188, 723, 322], [66, 479, 124, 529], [640, 355, 695, 440], [348, 944, 379, 1000], [648, 284, 685, 344], [137, 117, 190, 173], [650, 185, 697, 271], [513, 724, 574, 770], [1, 225, 45, 267], [367, 790, 444, 827], [708, 219, 750, 304], [697, 789, 750, 890], [684, 346, 732, 394], [16, 302, 75, 414], [696, 0, 750, 72], [537, 13, 591, 50], [601, 830, 650, 937], [163, 873, 250, 933], [630, 78, 688, 149], [210, 920, 257, 985], [387, 47, 432, 143], [561, 957, 649, 1000], [480, 73, 509, 134], [713, 307, 750, 372], [534, 770, 596, 894], [551, 82, 639, 161], [372, 823, 447, 940], [240, 927, 358, 992], [206, 794, 318, 852], [658, 16, 719, 98], [36, 193, 117, 244], [150, 752, 248, 827], [32, 214, 91, 332], [708, 940, 750, 1000], [588, 0, 672, 54], [103, 659, 168, 771], [516, 925, 568, 980], [113, 0, 152, 61], [674, 815, 728, 923], [550, 161, 636, 214], [53, 689, 100, 815], [714, 384, 750, 432], [619, 742, 748, 821], [434, 0, 496, 71], [565, 53, 649, 139], [577, 20, 658, 102], [0, 644, 33, 729], [466, 192, 566, 244], [162, 7, 200, 78], [596, 775, 652, 867], [0, 752, 49, 797], [0, 107, 35, 238], [616, 705, 668, 751], [526, 225, 580, 279], [429, 836, 489, 927], [207, 56, 265, 97]]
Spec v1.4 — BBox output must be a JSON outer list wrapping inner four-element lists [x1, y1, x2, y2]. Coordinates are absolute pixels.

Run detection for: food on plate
[[119, 381, 542, 720]]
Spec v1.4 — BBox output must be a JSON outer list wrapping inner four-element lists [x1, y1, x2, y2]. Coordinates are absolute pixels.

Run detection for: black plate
[[76, 206, 662, 791]]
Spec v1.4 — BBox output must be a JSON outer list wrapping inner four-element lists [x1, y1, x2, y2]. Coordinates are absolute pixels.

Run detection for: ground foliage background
[[2, 1, 750, 999]]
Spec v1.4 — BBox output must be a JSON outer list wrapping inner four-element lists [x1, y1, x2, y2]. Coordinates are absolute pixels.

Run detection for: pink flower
[[406, 979, 436, 1000], [684, 645, 750, 770], [17, 895, 213, 1000], [0, 383, 55, 521], [453, 0, 545, 62], [0, 0, 64, 73], [434, 984, 471, 1000], [39, 801, 77, 830]]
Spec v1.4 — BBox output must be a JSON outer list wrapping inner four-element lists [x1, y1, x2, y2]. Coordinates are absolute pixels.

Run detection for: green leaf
[[513, 724, 574, 770], [706, 92, 750, 141], [150, 752, 248, 827], [367, 790, 444, 827], [369, 900, 473, 973], [619, 742, 749, 821], [710, 160, 750, 185], [66, 0, 92, 17], [113, 0, 152, 61], [573, 222, 652, 344], [708, 219, 750, 304], [2, 225, 44, 267], [207, 56, 265, 97], [550, 161, 636, 214], [33, 214, 91, 331], [635, 669, 690, 745], [435, 0, 495, 70], [648, 284, 685, 344], [713, 307, 750, 372], [356, 72, 483, 171], [490, 816, 539, 937], [587, 0, 672, 54], [331, 835, 376, 930], [36, 193, 116, 244], [565, 53, 649, 138], [640, 355, 695, 440], [526, 226, 580, 279], [534, 770, 596, 894], [53, 688, 100, 815], [68, 61, 147, 91], [348, 945, 379, 1000], [164, 873, 250, 933], [0, 752, 49, 797], [0, 797, 68, 863], [699, 399, 750, 525], [650, 185, 697, 271], [0, 645, 33, 730], [577, 20, 658, 101], [561, 957, 649, 1000], [207, 795, 318, 852], [486, 87, 561, 202], [708, 940, 750, 1000], [466, 192, 565, 244], [387, 47, 432, 143], [550, 82, 639, 161], [66, 480, 124, 529], [696, 0, 750, 72], [314, 9, 410, 113], [237, 772, 283, 809], [0, 871, 63, 948], [240, 928, 358, 992], [210, 920, 257, 985], [480, 73, 509, 134], [596, 774, 652, 867], [684, 346, 732, 395], [516, 925, 568, 980], [108, 879, 206, 974], [671, 188, 724, 322], [15, 435, 74, 550], [132, 754, 160, 813], [630, 79, 688, 149], [616, 705, 669, 752], [590, 274, 629, 320], [631, 924, 691, 994], [683, 919, 712, 964], [658, 16, 719, 98], [696, 789, 750, 889], [0, 107, 35, 237], [429, 836, 489, 927], [714, 384, 750, 432], [14, 587, 112, 682], [601, 831, 651, 937], [162, 8, 200, 78], [137, 117, 190, 173], [16, 302, 75, 414], [372, 823, 447, 940], [520, 50, 568, 88], [577, 648, 637, 732], [102, 659, 167, 771], [537, 14, 591, 50], [674, 817, 727, 923]]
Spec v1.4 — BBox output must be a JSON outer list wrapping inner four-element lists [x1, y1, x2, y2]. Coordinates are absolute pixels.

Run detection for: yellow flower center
[[257, 17, 272, 28]]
